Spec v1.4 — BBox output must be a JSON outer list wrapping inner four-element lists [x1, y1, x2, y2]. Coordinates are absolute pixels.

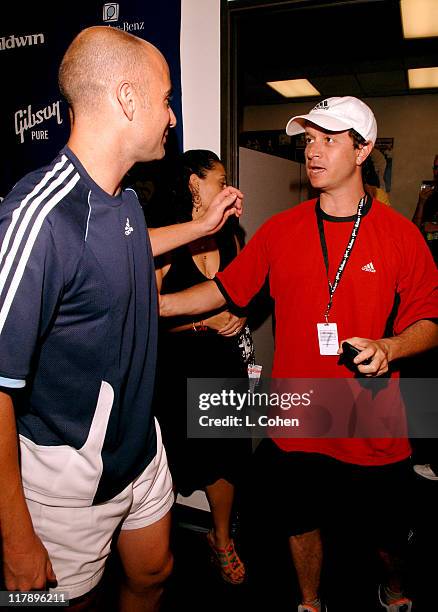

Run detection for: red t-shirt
[[216, 199, 438, 465]]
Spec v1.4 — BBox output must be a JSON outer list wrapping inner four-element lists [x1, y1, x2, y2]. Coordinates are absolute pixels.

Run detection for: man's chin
[[157, 143, 167, 159], [308, 178, 326, 190], [142, 148, 165, 163]]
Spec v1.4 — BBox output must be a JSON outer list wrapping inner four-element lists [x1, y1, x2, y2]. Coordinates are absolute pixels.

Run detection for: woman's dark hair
[[130, 149, 226, 229], [362, 155, 380, 188], [170, 149, 223, 223]]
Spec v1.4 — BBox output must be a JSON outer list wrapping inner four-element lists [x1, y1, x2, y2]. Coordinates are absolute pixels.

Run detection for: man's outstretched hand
[[196, 186, 243, 235]]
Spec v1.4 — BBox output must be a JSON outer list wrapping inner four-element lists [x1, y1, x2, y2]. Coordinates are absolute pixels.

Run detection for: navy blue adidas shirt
[[0, 147, 158, 505]]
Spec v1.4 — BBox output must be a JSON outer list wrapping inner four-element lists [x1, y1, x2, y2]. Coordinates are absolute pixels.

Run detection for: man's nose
[[307, 143, 321, 159], [169, 107, 177, 128]]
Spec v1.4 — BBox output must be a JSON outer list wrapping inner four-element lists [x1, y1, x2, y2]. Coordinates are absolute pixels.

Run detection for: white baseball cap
[[285, 96, 377, 145]]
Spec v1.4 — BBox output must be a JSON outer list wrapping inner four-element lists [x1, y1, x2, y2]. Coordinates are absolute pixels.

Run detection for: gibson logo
[[14, 101, 63, 144], [0, 33, 45, 51]]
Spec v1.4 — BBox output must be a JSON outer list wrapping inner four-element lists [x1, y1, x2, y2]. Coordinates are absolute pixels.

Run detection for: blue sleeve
[[0, 216, 64, 386]]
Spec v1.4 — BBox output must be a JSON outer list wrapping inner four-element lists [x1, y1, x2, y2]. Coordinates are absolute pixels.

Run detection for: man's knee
[[124, 550, 173, 593]]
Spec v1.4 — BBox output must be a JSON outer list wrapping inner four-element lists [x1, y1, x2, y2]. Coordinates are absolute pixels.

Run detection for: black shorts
[[250, 439, 413, 552]]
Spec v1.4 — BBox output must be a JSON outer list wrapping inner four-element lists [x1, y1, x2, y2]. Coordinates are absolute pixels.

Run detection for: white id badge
[[317, 322, 339, 355], [248, 364, 262, 393]]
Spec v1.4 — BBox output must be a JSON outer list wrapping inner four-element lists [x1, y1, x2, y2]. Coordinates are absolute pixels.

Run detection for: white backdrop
[[181, 0, 221, 154], [178, 0, 221, 511]]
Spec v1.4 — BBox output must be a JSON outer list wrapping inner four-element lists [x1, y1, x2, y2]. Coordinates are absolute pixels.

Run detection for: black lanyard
[[316, 195, 367, 322]]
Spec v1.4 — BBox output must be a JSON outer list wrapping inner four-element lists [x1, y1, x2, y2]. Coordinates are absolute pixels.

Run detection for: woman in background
[[154, 150, 254, 585], [363, 155, 391, 206]]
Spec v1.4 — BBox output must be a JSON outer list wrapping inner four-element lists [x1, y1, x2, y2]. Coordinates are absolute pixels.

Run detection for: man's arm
[[159, 280, 226, 318], [340, 319, 438, 377], [412, 186, 434, 228], [148, 186, 243, 256], [0, 391, 56, 590]]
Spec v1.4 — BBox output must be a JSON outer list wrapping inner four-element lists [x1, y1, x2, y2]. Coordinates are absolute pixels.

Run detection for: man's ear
[[116, 81, 135, 121], [68, 106, 75, 127], [356, 142, 373, 167]]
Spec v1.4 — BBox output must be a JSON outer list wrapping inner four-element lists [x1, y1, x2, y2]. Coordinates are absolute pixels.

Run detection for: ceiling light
[[266, 79, 320, 98], [408, 67, 438, 89], [401, 0, 438, 38]]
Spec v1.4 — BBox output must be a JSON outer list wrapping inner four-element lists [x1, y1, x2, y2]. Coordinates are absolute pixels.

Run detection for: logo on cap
[[312, 100, 329, 112]]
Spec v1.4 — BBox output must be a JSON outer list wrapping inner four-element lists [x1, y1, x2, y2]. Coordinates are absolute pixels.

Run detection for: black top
[[161, 225, 238, 329]]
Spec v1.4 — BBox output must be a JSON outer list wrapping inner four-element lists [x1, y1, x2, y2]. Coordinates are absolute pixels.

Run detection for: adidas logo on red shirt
[[361, 261, 376, 273]]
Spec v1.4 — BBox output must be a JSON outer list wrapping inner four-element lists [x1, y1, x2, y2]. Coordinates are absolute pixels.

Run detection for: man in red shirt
[[160, 96, 438, 612]]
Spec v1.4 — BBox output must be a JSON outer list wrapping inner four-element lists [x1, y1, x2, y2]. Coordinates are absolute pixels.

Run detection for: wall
[[239, 148, 303, 375], [181, 0, 221, 153], [244, 93, 438, 219], [0, 1, 184, 196], [178, 0, 221, 512]]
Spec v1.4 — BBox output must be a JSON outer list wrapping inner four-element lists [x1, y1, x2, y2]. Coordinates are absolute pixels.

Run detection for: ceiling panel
[[356, 70, 408, 95], [234, 0, 438, 105], [311, 75, 363, 97]]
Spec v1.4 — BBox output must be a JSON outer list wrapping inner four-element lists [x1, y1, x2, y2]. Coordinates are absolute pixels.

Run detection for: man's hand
[[3, 532, 56, 591], [195, 187, 243, 235], [412, 186, 435, 228], [149, 186, 244, 257], [340, 322, 438, 377], [0, 392, 57, 592], [418, 185, 435, 204], [158, 293, 170, 317], [338, 337, 392, 376]]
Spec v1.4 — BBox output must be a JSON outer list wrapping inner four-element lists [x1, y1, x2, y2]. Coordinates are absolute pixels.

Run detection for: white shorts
[[26, 418, 174, 600]]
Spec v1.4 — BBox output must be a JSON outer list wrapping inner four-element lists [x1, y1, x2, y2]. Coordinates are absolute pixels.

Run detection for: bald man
[[0, 26, 242, 611]]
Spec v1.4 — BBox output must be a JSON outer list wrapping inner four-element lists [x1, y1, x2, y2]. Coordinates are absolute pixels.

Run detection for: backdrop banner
[[0, 0, 182, 198]]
